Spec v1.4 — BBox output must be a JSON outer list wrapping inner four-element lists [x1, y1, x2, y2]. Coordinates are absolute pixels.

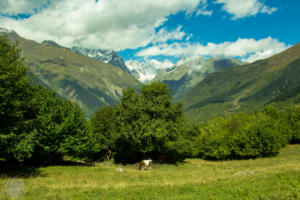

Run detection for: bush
[[197, 112, 288, 160]]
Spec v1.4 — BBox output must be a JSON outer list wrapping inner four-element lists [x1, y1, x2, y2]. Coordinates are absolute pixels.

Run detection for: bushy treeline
[[89, 103, 299, 162], [194, 108, 291, 160], [1, 35, 299, 164], [88, 83, 191, 163]]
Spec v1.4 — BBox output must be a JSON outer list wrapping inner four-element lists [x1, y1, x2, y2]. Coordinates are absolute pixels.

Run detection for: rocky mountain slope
[[2, 29, 141, 117], [71, 46, 130, 73]]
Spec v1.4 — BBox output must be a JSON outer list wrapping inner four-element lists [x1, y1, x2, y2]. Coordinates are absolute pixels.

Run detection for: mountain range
[[179, 43, 300, 121], [153, 56, 243, 99], [1, 28, 299, 121]]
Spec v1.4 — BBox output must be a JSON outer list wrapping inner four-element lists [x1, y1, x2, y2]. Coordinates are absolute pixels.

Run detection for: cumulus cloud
[[147, 58, 174, 69], [0, 0, 54, 15], [0, 0, 204, 50], [215, 0, 277, 19], [136, 37, 288, 63], [151, 26, 186, 44]]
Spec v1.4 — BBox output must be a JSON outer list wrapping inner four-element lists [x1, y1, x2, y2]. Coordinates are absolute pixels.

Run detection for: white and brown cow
[[139, 159, 152, 170]]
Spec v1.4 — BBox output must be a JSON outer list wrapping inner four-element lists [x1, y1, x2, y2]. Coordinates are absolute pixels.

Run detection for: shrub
[[197, 112, 288, 160]]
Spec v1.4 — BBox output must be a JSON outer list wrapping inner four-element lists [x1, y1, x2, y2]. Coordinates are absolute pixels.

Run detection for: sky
[[0, 0, 299, 67]]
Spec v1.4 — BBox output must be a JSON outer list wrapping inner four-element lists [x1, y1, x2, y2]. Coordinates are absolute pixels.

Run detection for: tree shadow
[[0, 160, 94, 178], [0, 161, 42, 178], [46, 160, 95, 167]]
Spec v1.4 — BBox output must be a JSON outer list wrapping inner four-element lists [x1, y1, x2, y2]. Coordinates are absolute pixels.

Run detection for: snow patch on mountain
[[125, 59, 174, 82], [71, 47, 129, 72]]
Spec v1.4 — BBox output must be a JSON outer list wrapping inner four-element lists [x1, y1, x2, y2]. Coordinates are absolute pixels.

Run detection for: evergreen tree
[[0, 35, 35, 161]]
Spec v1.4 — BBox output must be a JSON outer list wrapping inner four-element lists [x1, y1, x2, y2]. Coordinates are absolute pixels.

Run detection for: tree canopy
[[0, 35, 90, 163]]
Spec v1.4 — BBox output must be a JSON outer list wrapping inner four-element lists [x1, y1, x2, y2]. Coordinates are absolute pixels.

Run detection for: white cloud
[[215, 0, 277, 19], [136, 37, 288, 63], [196, 0, 213, 16], [0, 0, 54, 15], [151, 26, 186, 44], [196, 9, 213, 16], [0, 0, 204, 50], [148, 59, 174, 69]]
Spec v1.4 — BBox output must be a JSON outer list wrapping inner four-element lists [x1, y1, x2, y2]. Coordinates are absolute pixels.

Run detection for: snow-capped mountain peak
[[125, 59, 174, 83], [71, 47, 129, 72]]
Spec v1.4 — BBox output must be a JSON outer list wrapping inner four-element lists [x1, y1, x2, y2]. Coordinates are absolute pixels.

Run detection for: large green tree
[[0, 35, 90, 163], [88, 106, 116, 160], [113, 82, 186, 163], [0, 35, 35, 161]]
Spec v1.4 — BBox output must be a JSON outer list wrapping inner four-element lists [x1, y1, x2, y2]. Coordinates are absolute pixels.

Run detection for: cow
[[139, 159, 152, 170]]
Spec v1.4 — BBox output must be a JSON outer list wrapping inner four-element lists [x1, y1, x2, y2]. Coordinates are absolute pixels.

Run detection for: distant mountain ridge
[[71, 46, 130, 73], [153, 56, 244, 99], [179, 43, 300, 121]]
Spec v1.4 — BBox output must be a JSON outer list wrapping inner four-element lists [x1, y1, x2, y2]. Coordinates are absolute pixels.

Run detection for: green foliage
[[0, 35, 35, 161], [28, 85, 90, 162], [113, 82, 186, 163], [88, 106, 116, 160], [287, 105, 300, 143], [197, 111, 289, 160], [0, 35, 90, 163]]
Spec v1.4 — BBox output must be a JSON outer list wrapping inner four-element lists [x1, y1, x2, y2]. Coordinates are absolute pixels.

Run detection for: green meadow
[[1, 144, 300, 200]]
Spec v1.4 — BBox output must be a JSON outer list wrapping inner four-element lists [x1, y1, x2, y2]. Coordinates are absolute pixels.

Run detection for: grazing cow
[[139, 159, 152, 170]]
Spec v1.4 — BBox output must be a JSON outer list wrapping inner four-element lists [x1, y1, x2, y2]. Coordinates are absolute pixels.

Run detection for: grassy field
[[1, 145, 300, 200]]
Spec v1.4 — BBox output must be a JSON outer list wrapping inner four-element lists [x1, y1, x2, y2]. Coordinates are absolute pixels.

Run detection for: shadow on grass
[[0, 161, 41, 178], [0, 160, 94, 178]]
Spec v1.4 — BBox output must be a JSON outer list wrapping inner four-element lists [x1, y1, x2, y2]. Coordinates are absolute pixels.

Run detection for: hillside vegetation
[[180, 43, 300, 121], [153, 57, 243, 99], [5, 31, 141, 117]]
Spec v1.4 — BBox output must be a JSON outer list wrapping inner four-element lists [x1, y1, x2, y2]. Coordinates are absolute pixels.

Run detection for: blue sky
[[0, 0, 299, 66], [119, 0, 300, 63]]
